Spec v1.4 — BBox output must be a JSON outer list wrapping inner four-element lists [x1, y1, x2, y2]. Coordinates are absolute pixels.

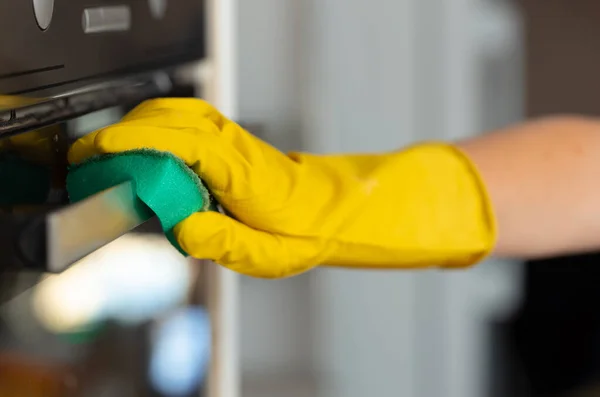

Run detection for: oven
[[0, 1, 231, 396]]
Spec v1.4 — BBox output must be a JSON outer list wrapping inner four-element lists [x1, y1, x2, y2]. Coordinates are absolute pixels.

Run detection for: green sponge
[[66, 149, 212, 255]]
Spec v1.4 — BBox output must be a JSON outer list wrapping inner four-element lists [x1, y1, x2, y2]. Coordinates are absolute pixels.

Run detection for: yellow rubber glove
[[68, 98, 497, 278]]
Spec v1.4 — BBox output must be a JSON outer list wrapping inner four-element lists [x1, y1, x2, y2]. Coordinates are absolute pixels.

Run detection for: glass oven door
[[0, 77, 210, 397]]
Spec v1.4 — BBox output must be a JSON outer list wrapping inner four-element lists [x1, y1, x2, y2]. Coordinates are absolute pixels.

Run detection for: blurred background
[[3, 0, 600, 396]]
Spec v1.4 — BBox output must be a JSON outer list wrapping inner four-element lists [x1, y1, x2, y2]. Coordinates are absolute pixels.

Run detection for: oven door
[[0, 72, 190, 298], [0, 73, 210, 397]]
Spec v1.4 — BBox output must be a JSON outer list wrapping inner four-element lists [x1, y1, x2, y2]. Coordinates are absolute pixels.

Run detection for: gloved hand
[[68, 98, 497, 278]]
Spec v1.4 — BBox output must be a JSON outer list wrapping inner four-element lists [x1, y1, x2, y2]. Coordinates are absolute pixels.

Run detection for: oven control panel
[[0, 0, 204, 96]]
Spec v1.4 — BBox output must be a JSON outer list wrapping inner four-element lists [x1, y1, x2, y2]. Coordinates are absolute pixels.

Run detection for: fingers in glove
[[68, 130, 101, 164], [123, 98, 228, 129], [68, 99, 225, 164], [175, 211, 322, 278], [93, 125, 251, 196], [127, 99, 273, 164]]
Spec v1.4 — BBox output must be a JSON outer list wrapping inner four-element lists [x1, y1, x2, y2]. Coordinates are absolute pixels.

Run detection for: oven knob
[[33, 0, 54, 30], [149, 0, 167, 19]]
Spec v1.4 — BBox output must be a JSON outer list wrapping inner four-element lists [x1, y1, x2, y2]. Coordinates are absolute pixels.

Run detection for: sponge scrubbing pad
[[66, 149, 212, 255]]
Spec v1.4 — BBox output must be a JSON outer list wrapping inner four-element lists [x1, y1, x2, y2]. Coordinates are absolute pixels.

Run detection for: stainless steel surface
[[82, 6, 132, 34], [0, 72, 173, 137], [47, 182, 153, 273], [32, 0, 54, 30]]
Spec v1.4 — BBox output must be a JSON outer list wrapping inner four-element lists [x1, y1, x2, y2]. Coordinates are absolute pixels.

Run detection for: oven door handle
[[16, 181, 154, 273], [0, 182, 153, 302], [44, 181, 153, 272]]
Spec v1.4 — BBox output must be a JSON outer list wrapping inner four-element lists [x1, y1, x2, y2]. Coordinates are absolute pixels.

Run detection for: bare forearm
[[457, 116, 600, 259]]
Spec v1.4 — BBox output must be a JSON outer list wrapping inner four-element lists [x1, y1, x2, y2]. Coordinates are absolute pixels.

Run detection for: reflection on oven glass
[[32, 234, 191, 334], [0, 106, 124, 214], [0, 125, 67, 210], [0, 95, 46, 110], [68, 107, 124, 139], [149, 306, 211, 397]]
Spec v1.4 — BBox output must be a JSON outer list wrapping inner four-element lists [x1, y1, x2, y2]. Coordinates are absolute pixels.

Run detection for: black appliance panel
[[0, 0, 205, 95]]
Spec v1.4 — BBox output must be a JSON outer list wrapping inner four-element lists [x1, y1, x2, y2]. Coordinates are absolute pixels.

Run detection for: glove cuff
[[320, 142, 497, 269]]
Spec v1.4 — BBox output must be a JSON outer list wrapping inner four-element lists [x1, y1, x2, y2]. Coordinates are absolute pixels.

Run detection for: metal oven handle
[[45, 181, 153, 272], [13, 181, 154, 273]]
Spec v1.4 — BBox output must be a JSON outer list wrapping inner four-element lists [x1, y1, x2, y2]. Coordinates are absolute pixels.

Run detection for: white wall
[[236, 0, 313, 382], [237, 0, 303, 151], [296, 1, 421, 396]]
